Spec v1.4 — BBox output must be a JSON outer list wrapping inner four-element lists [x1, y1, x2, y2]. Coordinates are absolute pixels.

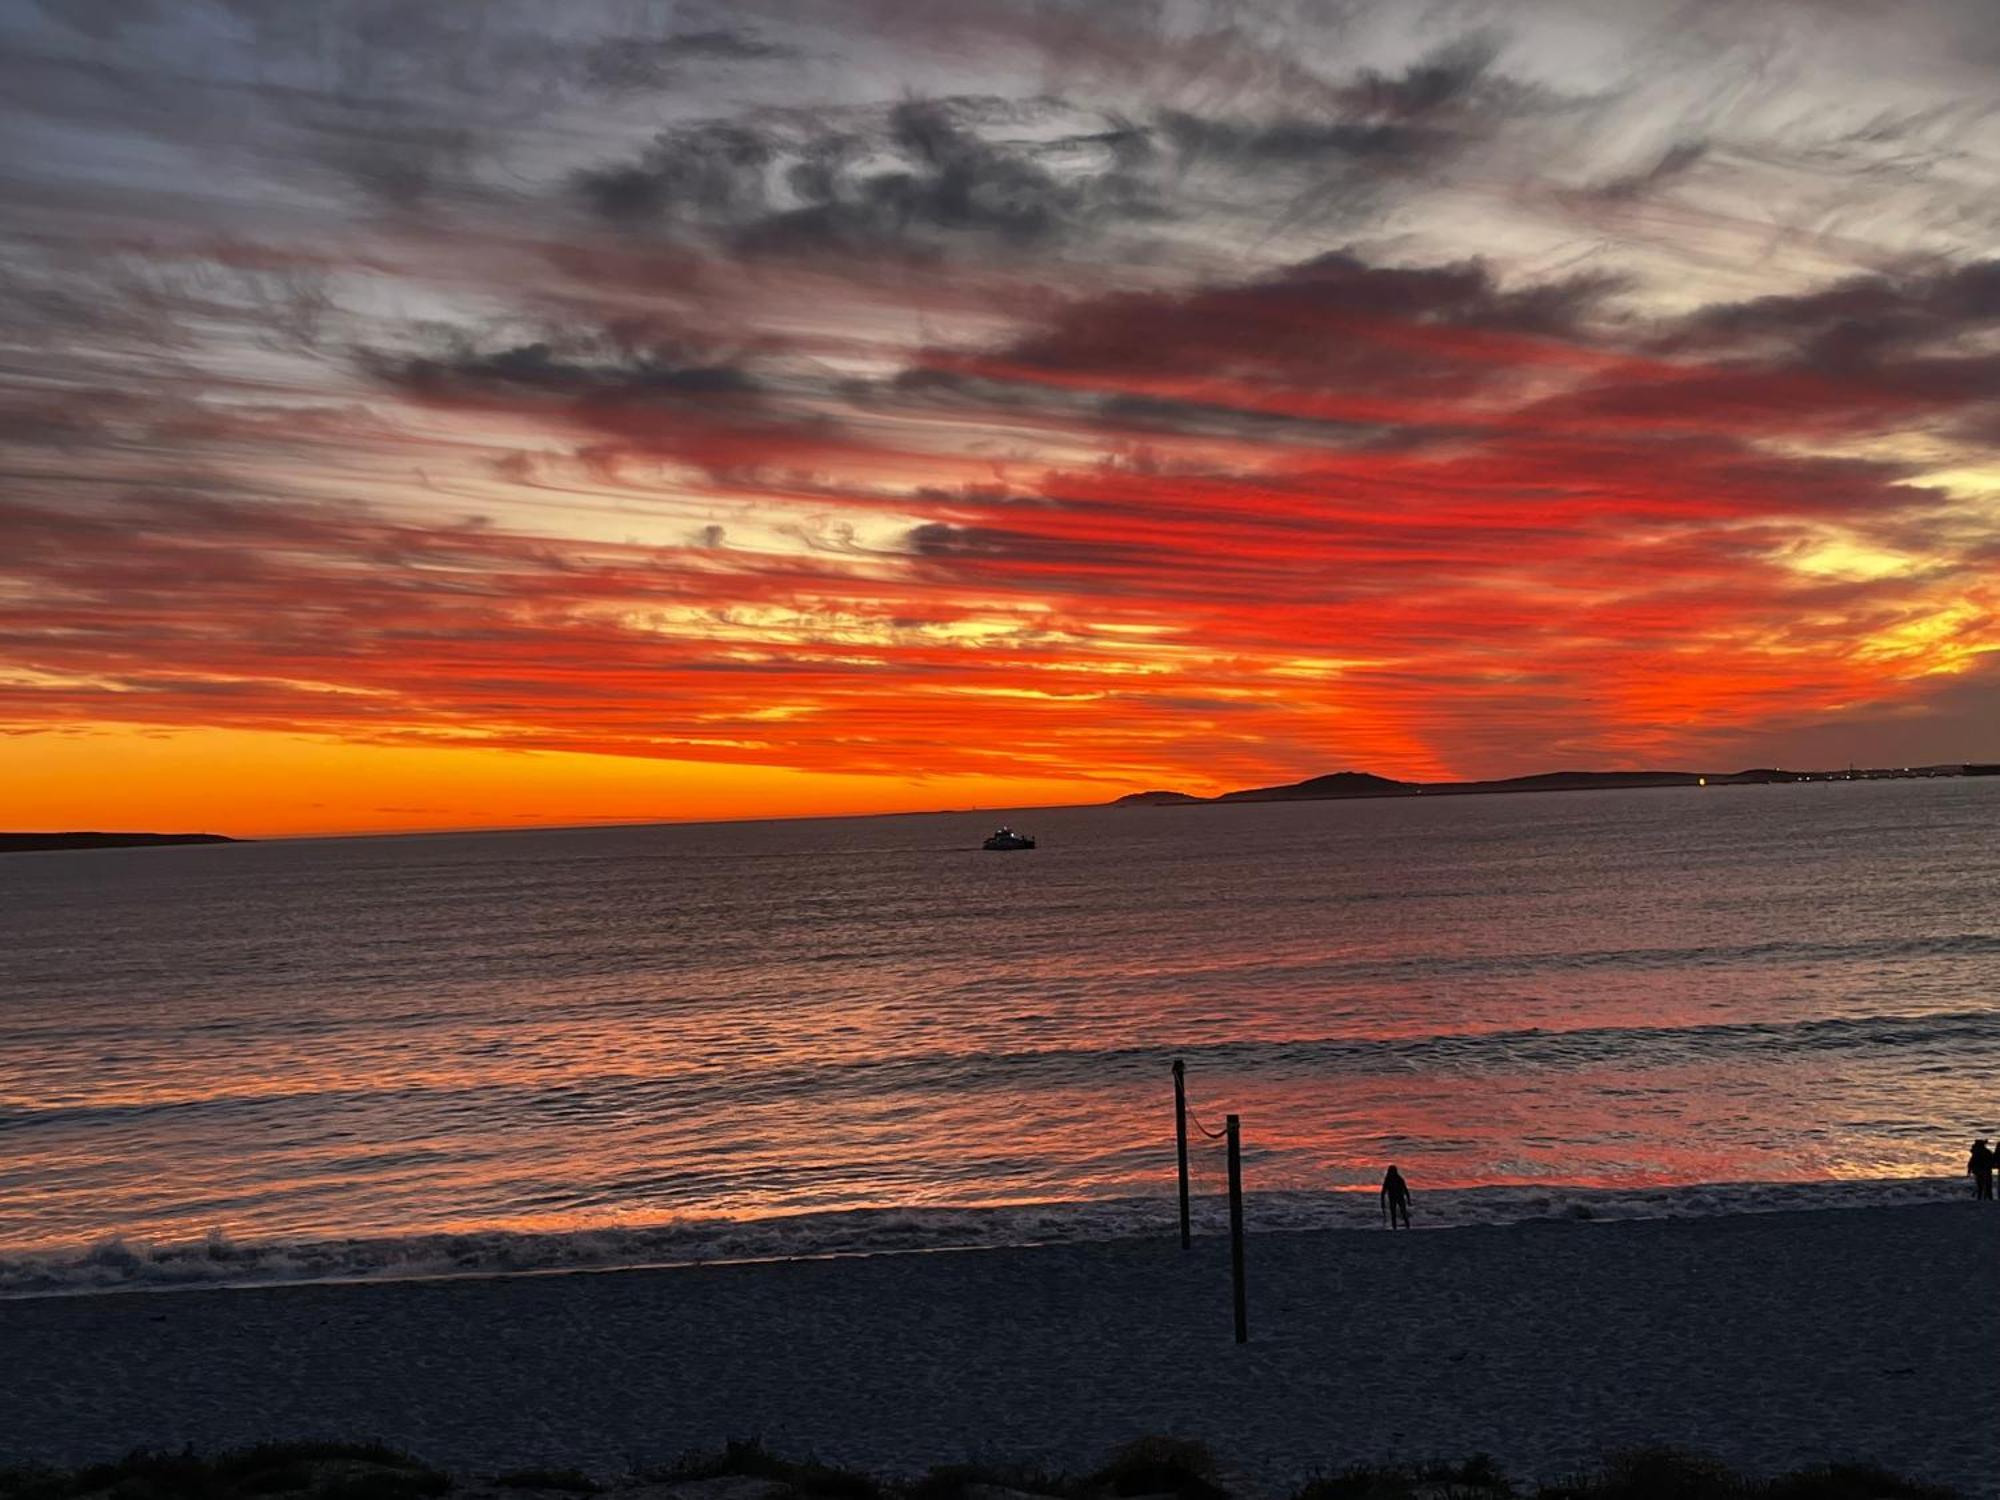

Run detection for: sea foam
[[0, 1174, 1966, 1298]]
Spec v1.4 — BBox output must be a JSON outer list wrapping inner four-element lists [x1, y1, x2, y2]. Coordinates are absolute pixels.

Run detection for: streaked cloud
[[1, 0, 1996, 828]]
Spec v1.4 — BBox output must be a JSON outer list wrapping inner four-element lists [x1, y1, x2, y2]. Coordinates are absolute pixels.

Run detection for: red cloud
[[4, 232, 1997, 796]]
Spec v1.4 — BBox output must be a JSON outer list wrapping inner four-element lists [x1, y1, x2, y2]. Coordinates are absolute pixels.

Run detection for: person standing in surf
[[1381, 1164, 1412, 1228]]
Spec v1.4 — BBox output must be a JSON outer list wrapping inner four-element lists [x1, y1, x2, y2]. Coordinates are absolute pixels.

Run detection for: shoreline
[[0, 1174, 1974, 1301], [4, 1201, 1996, 1495], [1, 1173, 1977, 1301]]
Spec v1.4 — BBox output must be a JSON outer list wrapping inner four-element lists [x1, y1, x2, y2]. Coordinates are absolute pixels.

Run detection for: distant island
[[1113, 763, 1991, 807], [0, 832, 239, 854]]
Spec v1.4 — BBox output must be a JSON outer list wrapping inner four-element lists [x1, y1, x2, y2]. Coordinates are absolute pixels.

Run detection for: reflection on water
[[2, 778, 1996, 1257]]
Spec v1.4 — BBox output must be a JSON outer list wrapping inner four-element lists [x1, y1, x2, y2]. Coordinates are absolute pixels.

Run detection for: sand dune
[[3, 1203, 1996, 1496]]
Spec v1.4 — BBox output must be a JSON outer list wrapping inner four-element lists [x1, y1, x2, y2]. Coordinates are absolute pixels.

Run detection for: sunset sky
[[3, 0, 1997, 835]]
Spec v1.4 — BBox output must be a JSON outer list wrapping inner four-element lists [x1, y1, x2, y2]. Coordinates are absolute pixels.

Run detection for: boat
[[982, 826, 1036, 851]]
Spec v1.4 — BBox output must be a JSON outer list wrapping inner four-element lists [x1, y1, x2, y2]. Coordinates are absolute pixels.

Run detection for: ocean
[[2, 777, 1996, 1293]]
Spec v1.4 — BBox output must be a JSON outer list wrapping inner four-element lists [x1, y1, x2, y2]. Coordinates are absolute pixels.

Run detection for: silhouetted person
[[1970, 1139, 1994, 1200], [1381, 1164, 1411, 1228]]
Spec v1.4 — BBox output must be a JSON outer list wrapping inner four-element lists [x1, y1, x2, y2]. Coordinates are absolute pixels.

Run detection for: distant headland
[[0, 832, 239, 854], [1113, 763, 1995, 807]]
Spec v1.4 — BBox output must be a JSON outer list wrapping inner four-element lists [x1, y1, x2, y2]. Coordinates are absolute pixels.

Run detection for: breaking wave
[[0, 1174, 1966, 1299]]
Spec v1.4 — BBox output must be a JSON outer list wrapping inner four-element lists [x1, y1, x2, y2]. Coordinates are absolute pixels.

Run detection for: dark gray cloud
[[1157, 111, 1437, 169], [365, 337, 761, 402], [355, 324, 861, 481], [566, 31, 1567, 261], [576, 96, 1161, 259], [1000, 250, 1624, 390], [585, 27, 795, 92], [1676, 259, 2000, 362], [743, 99, 1094, 254], [1545, 259, 2000, 439], [1143, 38, 1562, 241], [310, 115, 480, 211], [1341, 34, 1507, 120], [576, 122, 780, 224], [1096, 392, 1454, 450], [883, 359, 1446, 451]]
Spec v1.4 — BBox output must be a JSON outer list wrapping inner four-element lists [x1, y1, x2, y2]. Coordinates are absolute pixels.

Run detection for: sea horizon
[[13, 755, 1990, 845]]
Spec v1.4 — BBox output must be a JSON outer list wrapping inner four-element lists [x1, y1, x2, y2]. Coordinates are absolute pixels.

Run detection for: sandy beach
[[5, 1202, 1997, 1495]]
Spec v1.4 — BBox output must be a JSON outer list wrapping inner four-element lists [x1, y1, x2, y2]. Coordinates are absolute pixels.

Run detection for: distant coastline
[[1113, 762, 1994, 807], [9, 762, 1992, 849], [0, 831, 239, 854]]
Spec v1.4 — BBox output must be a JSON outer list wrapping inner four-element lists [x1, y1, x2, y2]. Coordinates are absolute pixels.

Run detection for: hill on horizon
[[1108, 763, 1970, 808], [1214, 770, 1416, 802]]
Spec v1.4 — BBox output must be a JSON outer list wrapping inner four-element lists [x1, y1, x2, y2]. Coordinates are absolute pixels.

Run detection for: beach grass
[[1534, 1448, 1954, 1500], [1088, 1437, 1228, 1500], [636, 1441, 882, 1500], [0, 1443, 1958, 1500], [903, 1437, 1222, 1500], [0, 1443, 450, 1500], [1293, 1454, 1512, 1500]]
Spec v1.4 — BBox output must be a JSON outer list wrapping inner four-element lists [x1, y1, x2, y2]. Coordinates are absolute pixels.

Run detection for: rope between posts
[[1187, 1103, 1228, 1139]]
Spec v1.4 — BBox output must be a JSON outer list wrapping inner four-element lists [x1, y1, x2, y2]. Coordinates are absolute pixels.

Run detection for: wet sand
[[4, 1202, 1996, 1495]]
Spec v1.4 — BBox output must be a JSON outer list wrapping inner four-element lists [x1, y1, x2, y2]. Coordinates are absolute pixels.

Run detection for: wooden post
[[1226, 1113, 1246, 1344], [1172, 1058, 1190, 1249]]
